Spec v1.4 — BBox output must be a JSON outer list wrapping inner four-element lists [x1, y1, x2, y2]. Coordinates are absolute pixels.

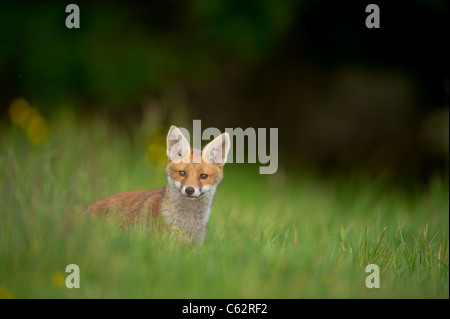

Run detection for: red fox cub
[[86, 126, 231, 245]]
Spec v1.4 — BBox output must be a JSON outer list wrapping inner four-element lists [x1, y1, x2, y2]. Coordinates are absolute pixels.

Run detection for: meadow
[[0, 111, 448, 299]]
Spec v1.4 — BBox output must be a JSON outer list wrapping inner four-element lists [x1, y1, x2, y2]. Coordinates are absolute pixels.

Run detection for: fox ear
[[167, 126, 191, 163], [202, 132, 230, 165]]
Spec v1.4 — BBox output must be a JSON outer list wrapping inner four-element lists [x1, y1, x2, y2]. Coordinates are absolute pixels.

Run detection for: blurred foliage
[[0, 0, 448, 178], [0, 111, 448, 298], [0, 0, 300, 109]]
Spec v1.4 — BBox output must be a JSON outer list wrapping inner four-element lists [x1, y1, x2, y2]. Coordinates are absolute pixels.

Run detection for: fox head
[[165, 125, 230, 200]]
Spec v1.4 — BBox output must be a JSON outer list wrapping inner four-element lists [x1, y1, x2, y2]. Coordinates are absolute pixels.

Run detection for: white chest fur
[[161, 184, 216, 245]]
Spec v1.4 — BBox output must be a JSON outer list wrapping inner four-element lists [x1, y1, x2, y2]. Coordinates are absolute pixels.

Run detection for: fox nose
[[185, 187, 195, 196]]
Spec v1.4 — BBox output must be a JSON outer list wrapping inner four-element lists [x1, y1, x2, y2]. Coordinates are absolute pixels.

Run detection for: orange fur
[[85, 126, 230, 245]]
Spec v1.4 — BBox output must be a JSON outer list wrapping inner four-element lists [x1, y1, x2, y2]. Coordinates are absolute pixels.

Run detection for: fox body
[[86, 126, 230, 245]]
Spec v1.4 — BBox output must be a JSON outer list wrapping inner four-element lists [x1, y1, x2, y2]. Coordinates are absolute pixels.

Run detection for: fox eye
[[179, 171, 186, 177], [200, 174, 208, 180]]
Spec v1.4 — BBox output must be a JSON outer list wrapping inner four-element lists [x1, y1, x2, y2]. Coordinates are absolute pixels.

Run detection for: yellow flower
[[146, 126, 168, 165], [51, 271, 65, 287], [8, 97, 49, 146], [0, 286, 14, 299], [8, 97, 30, 126]]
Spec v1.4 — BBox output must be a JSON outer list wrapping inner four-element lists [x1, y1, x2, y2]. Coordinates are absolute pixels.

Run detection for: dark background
[[1, 0, 448, 179]]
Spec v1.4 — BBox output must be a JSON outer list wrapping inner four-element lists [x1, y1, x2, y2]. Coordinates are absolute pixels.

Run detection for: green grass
[[0, 112, 448, 298]]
